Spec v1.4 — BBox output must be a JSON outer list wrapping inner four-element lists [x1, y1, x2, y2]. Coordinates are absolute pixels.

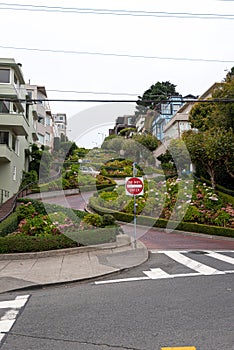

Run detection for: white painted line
[[0, 295, 29, 310], [150, 250, 189, 254], [224, 270, 234, 274], [0, 318, 17, 333], [206, 251, 234, 265], [143, 268, 171, 279], [95, 277, 149, 285], [0, 295, 30, 347], [1, 310, 19, 321], [164, 251, 223, 275]]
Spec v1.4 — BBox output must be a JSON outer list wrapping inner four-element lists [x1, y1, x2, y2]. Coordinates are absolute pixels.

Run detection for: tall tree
[[136, 81, 180, 115], [183, 128, 234, 188]]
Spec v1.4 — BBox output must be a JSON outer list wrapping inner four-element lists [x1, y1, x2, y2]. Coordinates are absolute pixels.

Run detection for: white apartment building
[[0, 58, 37, 203], [25, 84, 54, 150], [53, 113, 67, 140]]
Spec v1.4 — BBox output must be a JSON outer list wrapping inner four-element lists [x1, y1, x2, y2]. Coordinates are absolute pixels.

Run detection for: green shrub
[[183, 206, 202, 222], [89, 200, 234, 238], [16, 202, 38, 220], [18, 215, 59, 236], [102, 214, 116, 226], [63, 227, 118, 246], [0, 234, 77, 254], [0, 213, 18, 237], [83, 213, 104, 227]]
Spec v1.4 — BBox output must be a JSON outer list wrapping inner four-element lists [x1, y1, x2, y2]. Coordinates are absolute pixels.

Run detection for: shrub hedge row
[[89, 200, 234, 238], [0, 226, 118, 254], [64, 226, 118, 246], [0, 235, 77, 254]]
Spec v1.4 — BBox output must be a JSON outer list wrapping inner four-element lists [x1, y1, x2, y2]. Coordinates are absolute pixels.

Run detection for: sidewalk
[[0, 235, 148, 294]]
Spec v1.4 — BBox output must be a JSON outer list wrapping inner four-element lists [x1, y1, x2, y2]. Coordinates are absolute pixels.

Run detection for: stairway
[[0, 195, 17, 222]]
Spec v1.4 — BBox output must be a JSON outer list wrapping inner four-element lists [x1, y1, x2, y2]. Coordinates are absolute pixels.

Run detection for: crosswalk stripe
[[163, 251, 223, 275], [0, 295, 30, 346], [206, 251, 234, 265], [143, 268, 171, 279], [0, 295, 30, 310], [161, 347, 196, 350], [95, 276, 149, 285]]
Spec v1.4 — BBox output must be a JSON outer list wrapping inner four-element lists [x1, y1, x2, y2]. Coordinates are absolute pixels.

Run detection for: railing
[[0, 189, 10, 205], [0, 168, 62, 222]]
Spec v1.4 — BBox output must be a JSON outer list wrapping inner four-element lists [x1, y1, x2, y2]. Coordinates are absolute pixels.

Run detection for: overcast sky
[[0, 0, 233, 147]]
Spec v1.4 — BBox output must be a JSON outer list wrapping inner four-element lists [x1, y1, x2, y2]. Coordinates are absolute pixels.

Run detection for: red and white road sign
[[125, 177, 144, 196]]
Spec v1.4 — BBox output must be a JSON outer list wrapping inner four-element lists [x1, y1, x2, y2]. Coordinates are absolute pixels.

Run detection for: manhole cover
[[189, 251, 208, 255]]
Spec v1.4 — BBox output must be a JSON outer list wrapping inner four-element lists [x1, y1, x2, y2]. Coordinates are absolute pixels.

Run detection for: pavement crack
[[10, 332, 143, 349]]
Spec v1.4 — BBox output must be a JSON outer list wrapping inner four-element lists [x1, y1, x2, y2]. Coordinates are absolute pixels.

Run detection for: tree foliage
[[183, 128, 234, 188], [136, 81, 180, 114]]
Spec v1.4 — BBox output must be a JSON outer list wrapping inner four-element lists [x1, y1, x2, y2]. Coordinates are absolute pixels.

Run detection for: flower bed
[[89, 178, 234, 229], [0, 200, 119, 253]]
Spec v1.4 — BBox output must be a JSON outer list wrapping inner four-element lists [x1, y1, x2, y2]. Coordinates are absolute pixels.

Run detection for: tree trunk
[[207, 166, 216, 188]]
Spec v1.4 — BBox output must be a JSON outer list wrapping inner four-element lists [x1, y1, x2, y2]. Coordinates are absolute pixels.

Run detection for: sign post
[[125, 165, 144, 248]]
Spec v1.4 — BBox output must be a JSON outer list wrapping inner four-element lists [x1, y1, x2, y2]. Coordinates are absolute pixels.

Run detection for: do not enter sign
[[125, 177, 144, 196]]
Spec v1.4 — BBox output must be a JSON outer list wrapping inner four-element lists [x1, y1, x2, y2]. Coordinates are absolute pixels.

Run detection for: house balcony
[[0, 113, 29, 136], [0, 144, 12, 162]]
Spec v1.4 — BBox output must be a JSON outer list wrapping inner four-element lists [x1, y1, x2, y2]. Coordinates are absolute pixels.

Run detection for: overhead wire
[[0, 2, 233, 19], [0, 45, 233, 63]]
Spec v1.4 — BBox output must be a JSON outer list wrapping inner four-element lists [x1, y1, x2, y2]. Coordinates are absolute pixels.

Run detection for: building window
[[0, 69, 10, 83], [27, 91, 33, 99], [0, 101, 10, 113], [46, 116, 51, 126], [45, 132, 50, 142], [13, 166, 17, 181], [12, 134, 19, 154], [38, 115, 45, 125], [60, 116, 64, 121], [38, 133, 44, 144], [14, 73, 18, 85], [0, 131, 9, 145]]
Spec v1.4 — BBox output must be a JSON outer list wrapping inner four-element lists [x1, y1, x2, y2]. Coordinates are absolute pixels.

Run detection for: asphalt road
[[1, 250, 234, 350]]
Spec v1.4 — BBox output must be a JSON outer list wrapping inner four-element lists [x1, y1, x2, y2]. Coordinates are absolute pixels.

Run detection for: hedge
[[64, 226, 118, 246], [89, 200, 234, 238], [0, 226, 119, 254], [0, 235, 77, 254], [0, 212, 18, 237]]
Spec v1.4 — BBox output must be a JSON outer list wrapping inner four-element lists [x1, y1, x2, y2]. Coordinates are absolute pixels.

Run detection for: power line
[[46, 89, 139, 97], [0, 2, 233, 19], [1, 98, 234, 103], [0, 45, 233, 63]]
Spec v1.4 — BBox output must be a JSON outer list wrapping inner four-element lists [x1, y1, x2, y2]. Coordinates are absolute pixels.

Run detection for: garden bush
[[63, 226, 118, 246], [0, 212, 18, 237], [0, 234, 77, 254], [89, 196, 234, 238]]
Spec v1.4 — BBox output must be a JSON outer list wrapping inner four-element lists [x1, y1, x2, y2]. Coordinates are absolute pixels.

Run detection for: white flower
[[209, 196, 218, 201], [184, 186, 187, 190], [177, 205, 182, 209], [186, 200, 191, 203], [155, 192, 159, 195]]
